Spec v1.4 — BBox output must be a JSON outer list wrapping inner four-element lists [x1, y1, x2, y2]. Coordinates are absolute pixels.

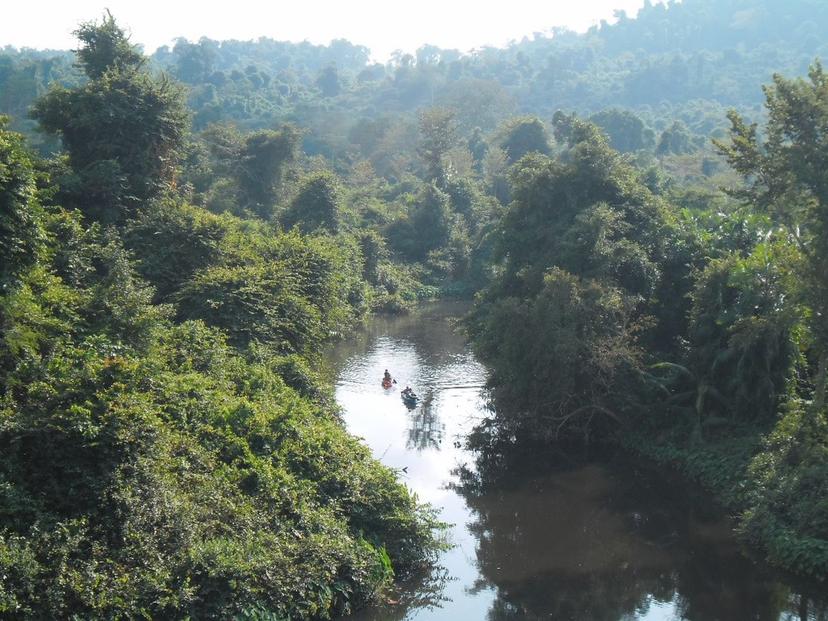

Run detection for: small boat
[[401, 390, 418, 407], [382, 377, 393, 389]]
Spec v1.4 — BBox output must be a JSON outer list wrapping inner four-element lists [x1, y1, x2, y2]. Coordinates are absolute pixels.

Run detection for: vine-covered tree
[[31, 13, 188, 223], [73, 10, 144, 79], [417, 108, 458, 185], [0, 116, 45, 284], [470, 119, 673, 438], [237, 126, 301, 217], [282, 171, 342, 234], [590, 108, 655, 153]]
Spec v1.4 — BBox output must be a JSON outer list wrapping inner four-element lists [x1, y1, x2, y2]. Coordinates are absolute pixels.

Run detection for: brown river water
[[325, 302, 826, 621]]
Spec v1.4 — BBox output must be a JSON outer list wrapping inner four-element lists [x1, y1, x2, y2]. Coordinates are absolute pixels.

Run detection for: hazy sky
[[1, 1, 651, 61]]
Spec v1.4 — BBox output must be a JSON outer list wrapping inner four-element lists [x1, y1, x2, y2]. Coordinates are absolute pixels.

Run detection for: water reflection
[[407, 394, 445, 450], [455, 450, 827, 620], [327, 302, 827, 621]]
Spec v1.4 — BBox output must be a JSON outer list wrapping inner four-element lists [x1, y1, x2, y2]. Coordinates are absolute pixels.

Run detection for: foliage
[[683, 241, 806, 423], [468, 76, 828, 578], [282, 171, 342, 234], [656, 121, 698, 156], [31, 17, 188, 223], [0, 116, 45, 284], [590, 109, 655, 153], [176, 230, 367, 352], [237, 126, 302, 218], [2, 1, 828, 596], [468, 120, 677, 439], [742, 402, 828, 577], [717, 61, 828, 414], [416, 108, 458, 185], [495, 116, 551, 165], [0, 319, 442, 618], [73, 10, 145, 79], [4, 0, 828, 169], [188, 123, 302, 219], [471, 268, 644, 441], [0, 32, 444, 616], [124, 199, 229, 301]]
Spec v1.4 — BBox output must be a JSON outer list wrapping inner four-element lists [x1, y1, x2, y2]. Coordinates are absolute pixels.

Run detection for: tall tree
[[73, 10, 144, 79], [590, 108, 655, 153], [469, 119, 672, 439], [417, 107, 458, 186], [716, 62, 828, 415], [31, 13, 188, 223], [315, 63, 342, 97]]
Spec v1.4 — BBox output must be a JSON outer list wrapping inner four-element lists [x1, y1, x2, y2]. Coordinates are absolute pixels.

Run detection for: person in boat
[[402, 385, 415, 398], [383, 369, 392, 382]]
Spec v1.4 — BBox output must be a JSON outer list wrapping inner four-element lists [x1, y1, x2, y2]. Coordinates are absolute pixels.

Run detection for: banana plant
[[643, 361, 730, 442]]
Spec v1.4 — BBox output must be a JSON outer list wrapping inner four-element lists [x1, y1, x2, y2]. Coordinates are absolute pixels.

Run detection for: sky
[[0, 0, 651, 61]]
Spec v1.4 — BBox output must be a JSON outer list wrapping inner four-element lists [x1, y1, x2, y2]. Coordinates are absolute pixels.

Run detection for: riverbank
[[620, 404, 828, 582]]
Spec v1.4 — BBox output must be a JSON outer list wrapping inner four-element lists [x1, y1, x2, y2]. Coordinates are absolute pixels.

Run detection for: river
[[326, 302, 826, 621]]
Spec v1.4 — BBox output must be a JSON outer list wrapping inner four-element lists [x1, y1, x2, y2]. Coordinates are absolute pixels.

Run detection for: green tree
[[124, 200, 229, 301], [716, 62, 828, 414], [73, 10, 144, 79], [407, 183, 453, 261], [656, 120, 695, 156], [496, 116, 551, 164], [438, 79, 516, 132], [494, 121, 662, 297], [470, 267, 643, 441], [677, 241, 805, 426], [315, 63, 342, 97], [281, 171, 342, 234], [197, 124, 301, 218], [417, 108, 458, 185], [177, 230, 365, 352], [357, 229, 390, 286], [467, 126, 488, 172], [237, 126, 301, 217], [31, 14, 188, 223], [470, 119, 672, 439], [0, 117, 45, 284], [590, 108, 655, 153], [171, 38, 217, 84]]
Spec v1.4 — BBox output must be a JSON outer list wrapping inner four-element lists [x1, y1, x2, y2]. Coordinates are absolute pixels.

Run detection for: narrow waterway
[[326, 302, 826, 621]]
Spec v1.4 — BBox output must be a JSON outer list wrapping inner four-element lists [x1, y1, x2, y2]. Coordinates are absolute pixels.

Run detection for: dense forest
[[1, 0, 827, 617]]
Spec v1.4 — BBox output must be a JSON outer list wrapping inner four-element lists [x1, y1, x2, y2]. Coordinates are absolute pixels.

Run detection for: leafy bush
[[741, 403, 828, 578], [0, 319, 443, 618]]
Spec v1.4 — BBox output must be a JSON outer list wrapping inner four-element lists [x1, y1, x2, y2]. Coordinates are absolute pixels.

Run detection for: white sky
[[1, 1, 650, 61]]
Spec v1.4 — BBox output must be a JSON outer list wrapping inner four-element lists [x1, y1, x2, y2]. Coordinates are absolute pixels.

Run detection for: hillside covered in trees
[[1, 0, 828, 617], [4, 0, 828, 154], [0, 16, 447, 619]]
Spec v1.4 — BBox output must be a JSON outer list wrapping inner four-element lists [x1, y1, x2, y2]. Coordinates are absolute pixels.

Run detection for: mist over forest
[[1, 0, 827, 618]]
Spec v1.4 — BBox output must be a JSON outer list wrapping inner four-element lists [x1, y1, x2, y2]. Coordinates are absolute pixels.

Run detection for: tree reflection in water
[[342, 564, 454, 621], [454, 441, 828, 621], [406, 391, 446, 451]]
